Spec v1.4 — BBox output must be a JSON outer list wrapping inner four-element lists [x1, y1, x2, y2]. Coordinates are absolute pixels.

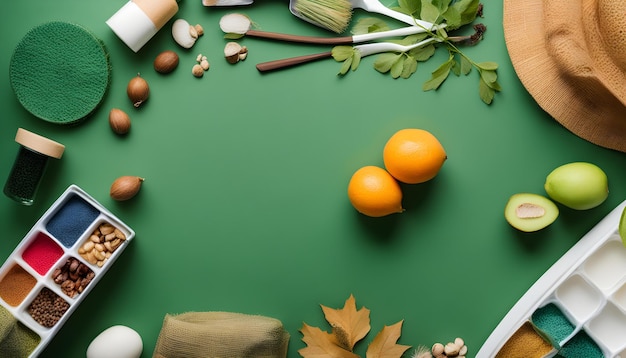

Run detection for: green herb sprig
[[331, 0, 500, 104]]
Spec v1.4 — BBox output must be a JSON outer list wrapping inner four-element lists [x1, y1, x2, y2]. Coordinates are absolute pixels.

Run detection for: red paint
[[22, 232, 64, 275]]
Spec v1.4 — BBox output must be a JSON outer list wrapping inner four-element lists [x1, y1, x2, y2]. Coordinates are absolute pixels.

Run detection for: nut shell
[[154, 50, 179, 74], [110, 176, 144, 201], [108, 108, 131, 135]]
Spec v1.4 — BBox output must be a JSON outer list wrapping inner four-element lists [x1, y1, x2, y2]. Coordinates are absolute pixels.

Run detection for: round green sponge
[[9, 21, 111, 125]]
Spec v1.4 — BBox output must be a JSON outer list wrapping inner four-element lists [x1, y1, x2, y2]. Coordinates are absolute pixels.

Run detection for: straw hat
[[503, 0, 626, 152]]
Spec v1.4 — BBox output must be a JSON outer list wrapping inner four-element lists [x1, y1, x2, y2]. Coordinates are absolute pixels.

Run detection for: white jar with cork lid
[[106, 0, 179, 52]]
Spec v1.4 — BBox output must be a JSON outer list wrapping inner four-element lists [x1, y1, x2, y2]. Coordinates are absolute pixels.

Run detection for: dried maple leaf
[[299, 323, 360, 358], [321, 294, 371, 351], [365, 321, 411, 358]]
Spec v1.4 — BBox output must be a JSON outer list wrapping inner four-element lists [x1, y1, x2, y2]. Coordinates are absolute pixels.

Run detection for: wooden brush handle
[[256, 51, 333, 72], [246, 30, 353, 45]]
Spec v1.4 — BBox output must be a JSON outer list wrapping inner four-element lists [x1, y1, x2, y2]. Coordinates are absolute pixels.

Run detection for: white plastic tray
[[477, 200, 626, 358], [0, 184, 135, 357]]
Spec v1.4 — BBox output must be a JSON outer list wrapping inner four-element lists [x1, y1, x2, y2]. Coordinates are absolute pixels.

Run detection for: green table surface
[[1, 0, 626, 357]]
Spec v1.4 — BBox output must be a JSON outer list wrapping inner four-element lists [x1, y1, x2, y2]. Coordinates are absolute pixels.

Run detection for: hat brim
[[503, 0, 626, 152]]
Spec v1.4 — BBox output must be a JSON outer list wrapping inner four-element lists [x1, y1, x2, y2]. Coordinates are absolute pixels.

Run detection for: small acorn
[[108, 108, 131, 135], [110, 176, 144, 201], [127, 73, 149, 108]]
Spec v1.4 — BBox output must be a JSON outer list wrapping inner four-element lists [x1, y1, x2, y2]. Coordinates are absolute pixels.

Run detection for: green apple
[[505, 193, 559, 232], [617, 208, 626, 247], [544, 162, 608, 210]]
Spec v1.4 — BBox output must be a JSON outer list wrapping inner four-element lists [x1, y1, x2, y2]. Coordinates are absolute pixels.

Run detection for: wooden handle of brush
[[256, 51, 333, 72], [246, 30, 353, 45]]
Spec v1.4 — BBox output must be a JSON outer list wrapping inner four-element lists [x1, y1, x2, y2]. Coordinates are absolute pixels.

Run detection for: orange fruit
[[383, 128, 447, 184], [347, 166, 404, 217]]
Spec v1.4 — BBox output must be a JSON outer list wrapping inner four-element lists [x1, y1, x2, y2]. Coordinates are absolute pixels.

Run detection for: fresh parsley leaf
[[339, 56, 352, 75], [390, 57, 405, 78], [351, 18, 390, 35], [420, 0, 444, 23], [444, 0, 480, 29], [351, 50, 362, 71], [332, 46, 354, 61], [397, 0, 421, 17], [423, 57, 453, 91], [479, 77, 495, 104], [401, 57, 418, 78], [477, 61, 498, 71], [374, 53, 402, 73], [460, 55, 472, 75], [409, 44, 436, 61]]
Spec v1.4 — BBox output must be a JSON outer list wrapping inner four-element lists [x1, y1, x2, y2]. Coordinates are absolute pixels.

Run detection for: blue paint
[[46, 194, 99, 247]]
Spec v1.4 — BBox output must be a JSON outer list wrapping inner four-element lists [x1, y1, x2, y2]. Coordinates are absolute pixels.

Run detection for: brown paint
[[0, 264, 37, 307]]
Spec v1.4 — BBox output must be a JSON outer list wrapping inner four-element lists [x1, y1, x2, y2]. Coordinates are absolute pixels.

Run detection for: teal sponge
[[9, 21, 111, 125]]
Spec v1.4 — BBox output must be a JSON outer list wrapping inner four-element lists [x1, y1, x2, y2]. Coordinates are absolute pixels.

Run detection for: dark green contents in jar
[[0, 304, 41, 357], [3, 145, 49, 205]]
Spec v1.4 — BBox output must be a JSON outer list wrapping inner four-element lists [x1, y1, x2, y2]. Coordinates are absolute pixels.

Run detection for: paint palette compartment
[[477, 200, 626, 358], [0, 184, 134, 357]]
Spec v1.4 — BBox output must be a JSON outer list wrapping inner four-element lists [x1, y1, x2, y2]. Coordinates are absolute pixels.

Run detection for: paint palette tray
[[0, 184, 134, 357], [477, 200, 626, 358]]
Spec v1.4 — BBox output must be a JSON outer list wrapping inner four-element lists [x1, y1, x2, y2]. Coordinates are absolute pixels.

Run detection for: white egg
[[86, 325, 143, 358]]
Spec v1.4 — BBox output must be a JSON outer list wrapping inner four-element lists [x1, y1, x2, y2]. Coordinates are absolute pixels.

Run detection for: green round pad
[[9, 21, 111, 125]]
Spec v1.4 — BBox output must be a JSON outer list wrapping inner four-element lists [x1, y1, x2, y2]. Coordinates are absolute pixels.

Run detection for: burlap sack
[[153, 312, 289, 358]]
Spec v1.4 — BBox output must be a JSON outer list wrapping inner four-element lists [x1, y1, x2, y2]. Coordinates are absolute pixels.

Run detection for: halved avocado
[[505, 193, 559, 232], [619, 206, 626, 247]]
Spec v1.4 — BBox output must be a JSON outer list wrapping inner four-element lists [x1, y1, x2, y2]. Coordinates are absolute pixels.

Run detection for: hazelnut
[[154, 50, 179, 74]]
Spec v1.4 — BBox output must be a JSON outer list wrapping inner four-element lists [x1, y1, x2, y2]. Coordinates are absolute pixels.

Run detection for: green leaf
[[352, 18, 390, 35], [489, 79, 502, 91], [395, 33, 429, 46], [444, 0, 479, 28], [478, 61, 499, 71], [460, 55, 472, 75], [374, 53, 402, 73], [397, 0, 420, 16], [480, 69, 498, 85], [442, 7, 462, 29], [401, 57, 418, 78], [351, 51, 361, 71], [451, 59, 461, 76], [332, 46, 354, 61], [409, 44, 435, 61], [390, 57, 405, 78], [224, 33, 244, 40], [420, 0, 444, 23], [479, 77, 495, 104], [423, 59, 453, 91], [339, 57, 353, 75]]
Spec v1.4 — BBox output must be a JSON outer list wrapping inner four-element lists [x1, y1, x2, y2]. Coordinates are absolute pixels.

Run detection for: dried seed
[[195, 24, 204, 36], [83, 241, 95, 251], [189, 25, 198, 39], [100, 224, 114, 235], [192, 64, 204, 77]]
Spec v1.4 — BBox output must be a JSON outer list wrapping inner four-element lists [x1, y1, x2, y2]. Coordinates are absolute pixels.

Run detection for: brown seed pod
[[154, 50, 179, 74], [108, 108, 131, 135], [110, 176, 144, 201], [127, 74, 149, 108]]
